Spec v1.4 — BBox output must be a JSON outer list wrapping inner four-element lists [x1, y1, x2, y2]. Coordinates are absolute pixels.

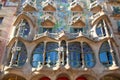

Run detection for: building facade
[[0, 0, 120, 80]]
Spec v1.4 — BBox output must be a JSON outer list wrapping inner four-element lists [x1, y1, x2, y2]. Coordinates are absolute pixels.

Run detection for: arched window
[[39, 77, 50, 80], [83, 42, 95, 68], [45, 42, 58, 67], [14, 19, 30, 39], [32, 42, 44, 68], [68, 42, 82, 68], [57, 77, 69, 80], [76, 76, 87, 80], [99, 41, 113, 67], [96, 20, 106, 37], [8, 41, 27, 67]]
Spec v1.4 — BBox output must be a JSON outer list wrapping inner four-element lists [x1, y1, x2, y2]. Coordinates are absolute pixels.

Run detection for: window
[[8, 41, 27, 67], [43, 28, 52, 33], [117, 20, 120, 32], [70, 27, 83, 33], [96, 20, 106, 37], [45, 42, 58, 67], [0, 17, 4, 24], [99, 41, 113, 67], [68, 42, 82, 68], [83, 42, 95, 68], [32, 42, 44, 68], [113, 6, 120, 14], [15, 20, 30, 39], [0, 3, 2, 9]]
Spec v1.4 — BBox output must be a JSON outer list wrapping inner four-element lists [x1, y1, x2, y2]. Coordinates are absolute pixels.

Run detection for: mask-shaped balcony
[[23, 0, 37, 12], [90, 11, 111, 26], [41, 14, 56, 27], [110, 6, 120, 19], [106, 0, 120, 5], [90, 1, 102, 13], [70, 1, 83, 12], [70, 14, 85, 27], [42, 0, 56, 12]]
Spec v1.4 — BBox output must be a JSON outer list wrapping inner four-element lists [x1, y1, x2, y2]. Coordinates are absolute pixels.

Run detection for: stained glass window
[[99, 41, 113, 67], [46, 42, 58, 67], [83, 42, 95, 68], [8, 41, 27, 67], [32, 42, 44, 68], [68, 42, 82, 68]]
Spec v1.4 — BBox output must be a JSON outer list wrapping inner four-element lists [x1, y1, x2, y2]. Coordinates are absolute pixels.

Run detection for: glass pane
[[84, 53, 94, 68], [32, 43, 44, 68], [96, 27, 102, 36], [9, 41, 27, 67], [100, 52, 108, 63]]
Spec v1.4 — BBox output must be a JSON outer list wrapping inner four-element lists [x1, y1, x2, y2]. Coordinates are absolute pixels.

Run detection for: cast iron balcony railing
[[106, 0, 120, 5], [23, 0, 37, 12], [70, 14, 85, 27], [42, 0, 56, 11], [41, 14, 56, 27], [70, 0, 83, 12], [90, 1, 102, 13]]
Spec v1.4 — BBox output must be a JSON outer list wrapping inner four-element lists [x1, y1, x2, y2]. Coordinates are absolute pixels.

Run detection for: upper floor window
[[113, 6, 120, 14], [14, 20, 30, 39], [96, 20, 106, 37], [8, 41, 27, 67], [99, 41, 113, 67], [43, 28, 52, 33], [0, 3, 2, 9], [70, 27, 83, 33], [0, 17, 4, 24], [117, 20, 120, 32]]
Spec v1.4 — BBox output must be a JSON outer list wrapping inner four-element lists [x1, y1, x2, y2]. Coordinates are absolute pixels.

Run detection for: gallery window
[[83, 42, 95, 68], [68, 42, 82, 68], [8, 41, 27, 67], [99, 41, 113, 67], [32, 42, 44, 68], [45, 42, 58, 67]]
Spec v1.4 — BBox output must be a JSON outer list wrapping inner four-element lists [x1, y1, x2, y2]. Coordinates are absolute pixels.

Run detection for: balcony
[[70, 14, 85, 27], [90, 11, 111, 26], [69, 1, 83, 12], [23, 0, 37, 12], [106, 0, 120, 5], [90, 1, 102, 13], [110, 7, 120, 19], [41, 14, 56, 27], [42, 0, 56, 12]]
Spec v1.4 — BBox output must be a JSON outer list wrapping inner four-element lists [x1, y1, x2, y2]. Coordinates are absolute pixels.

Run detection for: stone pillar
[[65, 41, 70, 69], [58, 41, 61, 66], [108, 40, 118, 70], [9, 40, 18, 67], [103, 20, 109, 37], [81, 42, 85, 69], [43, 41, 47, 66]]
